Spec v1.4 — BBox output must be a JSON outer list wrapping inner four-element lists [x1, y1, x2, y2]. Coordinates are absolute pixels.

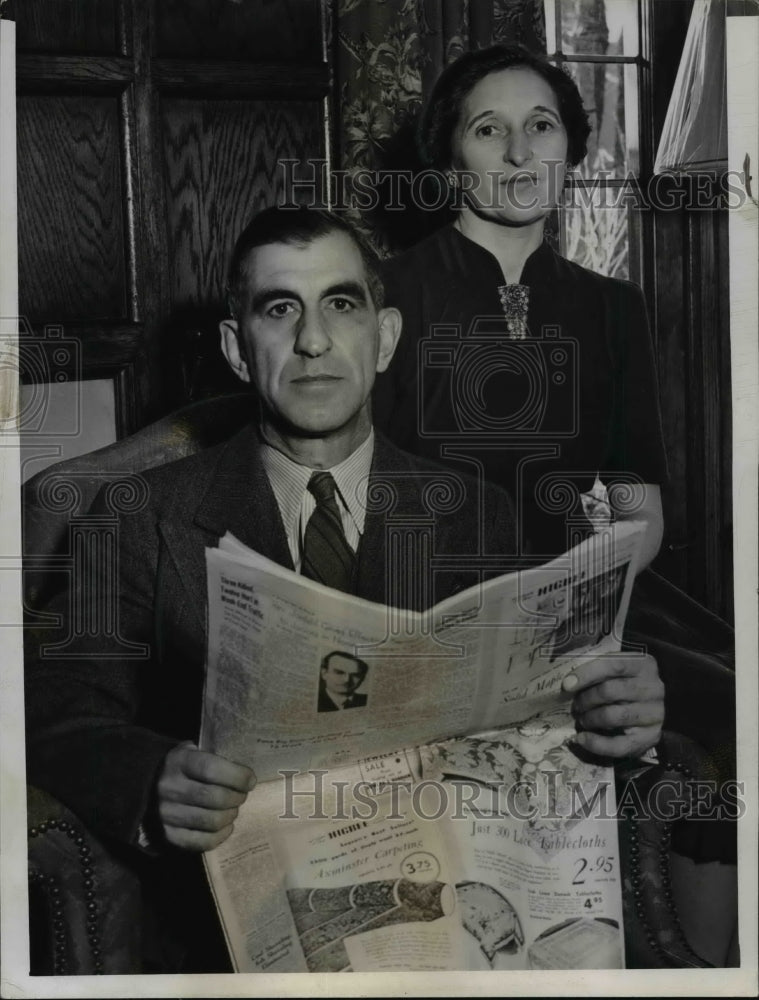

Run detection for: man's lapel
[[153, 427, 440, 618], [158, 425, 294, 619], [357, 433, 479, 611], [355, 433, 413, 607]]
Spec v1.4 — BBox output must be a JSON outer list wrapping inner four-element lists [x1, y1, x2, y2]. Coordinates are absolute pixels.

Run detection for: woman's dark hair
[[419, 44, 591, 170]]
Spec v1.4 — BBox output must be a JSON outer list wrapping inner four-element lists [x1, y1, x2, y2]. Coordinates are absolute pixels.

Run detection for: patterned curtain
[[333, 0, 546, 254]]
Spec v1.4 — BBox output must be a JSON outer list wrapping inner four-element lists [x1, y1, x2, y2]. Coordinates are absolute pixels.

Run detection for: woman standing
[[373, 43, 735, 873], [373, 45, 667, 568]]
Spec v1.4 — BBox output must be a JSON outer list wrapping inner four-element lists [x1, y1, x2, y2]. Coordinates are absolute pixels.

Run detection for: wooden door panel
[[155, 0, 322, 63], [652, 194, 733, 618], [162, 98, 324, 308], [14, 0, 119, 54], [15, 0, 331, 429], [16, 94, 128, 321]]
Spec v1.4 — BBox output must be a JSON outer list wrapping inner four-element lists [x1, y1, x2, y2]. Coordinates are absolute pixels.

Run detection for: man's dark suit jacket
[[26, 424, 517, 848], [317, 684, 367, 712]]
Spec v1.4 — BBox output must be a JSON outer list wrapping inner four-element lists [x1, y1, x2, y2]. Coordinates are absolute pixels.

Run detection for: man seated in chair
[[25, 207, 664, 970]]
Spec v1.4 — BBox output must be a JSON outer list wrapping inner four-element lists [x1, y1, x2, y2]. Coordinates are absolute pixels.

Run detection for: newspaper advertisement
[[201, 524, 641, 971], [203, 714, 624, 972]]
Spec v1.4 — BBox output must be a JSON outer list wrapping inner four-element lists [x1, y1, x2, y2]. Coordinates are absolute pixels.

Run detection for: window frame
[[543, 0, 655, 288]]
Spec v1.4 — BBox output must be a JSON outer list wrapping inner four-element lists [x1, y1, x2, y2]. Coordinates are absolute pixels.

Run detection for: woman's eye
[[532, 119, 556, 134], [475, 123, 502, 139]]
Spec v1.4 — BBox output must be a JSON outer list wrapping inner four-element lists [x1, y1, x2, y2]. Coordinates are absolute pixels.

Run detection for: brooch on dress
[[497, 284, 529, 340]]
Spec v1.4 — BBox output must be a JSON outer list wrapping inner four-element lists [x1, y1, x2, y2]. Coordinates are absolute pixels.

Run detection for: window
[[544, 0, 645, 279]]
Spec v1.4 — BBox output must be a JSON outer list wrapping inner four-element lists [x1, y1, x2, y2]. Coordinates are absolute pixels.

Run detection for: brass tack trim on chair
[[29, 818, 104, 975], [625, 761, 714, 968]]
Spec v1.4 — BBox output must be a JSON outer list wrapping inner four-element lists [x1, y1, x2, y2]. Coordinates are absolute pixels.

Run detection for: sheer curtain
[[654, 0, 727, 174], [333, 0, 546, 252]]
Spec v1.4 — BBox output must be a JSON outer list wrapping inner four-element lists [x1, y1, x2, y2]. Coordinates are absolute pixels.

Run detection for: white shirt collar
[[260, 431, 374, 561]]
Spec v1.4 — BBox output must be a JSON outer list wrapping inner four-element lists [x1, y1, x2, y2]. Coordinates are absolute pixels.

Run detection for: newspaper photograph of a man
[[317, 651, 369, 712]]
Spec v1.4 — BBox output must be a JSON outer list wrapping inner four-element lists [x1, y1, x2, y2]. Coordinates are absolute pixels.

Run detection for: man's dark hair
[[320, 650, 369, 679], [226, 207, 385, 318], [419, 44, 591, 171]]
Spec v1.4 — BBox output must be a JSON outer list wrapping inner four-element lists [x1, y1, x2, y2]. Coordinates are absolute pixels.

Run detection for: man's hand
[[562, 653, 664, 758], [156, 743, 256, 851]]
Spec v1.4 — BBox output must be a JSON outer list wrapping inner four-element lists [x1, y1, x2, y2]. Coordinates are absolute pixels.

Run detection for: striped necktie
[[301, 471, 356, 593]]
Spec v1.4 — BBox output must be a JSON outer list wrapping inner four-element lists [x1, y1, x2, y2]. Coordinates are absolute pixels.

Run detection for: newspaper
[[200, 522, 644, 972]]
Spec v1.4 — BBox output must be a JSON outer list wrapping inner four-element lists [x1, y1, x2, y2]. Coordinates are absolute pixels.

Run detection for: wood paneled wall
[[650, 194, 733, 620], [15, 0, 330, 430], [17, 95, 127, 321], [162, 99, 322, 309], [648, 1, 733, 620]]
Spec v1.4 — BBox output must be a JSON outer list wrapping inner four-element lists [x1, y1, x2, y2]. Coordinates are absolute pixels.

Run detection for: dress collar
[[444, 223, 559, 290]]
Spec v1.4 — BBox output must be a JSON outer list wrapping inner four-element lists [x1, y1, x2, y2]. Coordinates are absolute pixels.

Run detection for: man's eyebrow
[[321, 281, 368, 304], [249, 281, 369, 312], [250, 287, 302, 312]]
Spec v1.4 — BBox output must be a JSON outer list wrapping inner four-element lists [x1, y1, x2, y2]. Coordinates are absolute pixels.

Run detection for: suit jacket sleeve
[[25, 482, 179, 847]]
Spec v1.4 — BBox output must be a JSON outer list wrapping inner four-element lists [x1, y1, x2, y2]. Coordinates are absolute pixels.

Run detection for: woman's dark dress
[[373, 225, 668, 559], [373, 224, 736, 862]]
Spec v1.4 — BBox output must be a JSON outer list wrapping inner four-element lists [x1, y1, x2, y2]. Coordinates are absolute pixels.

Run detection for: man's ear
[[219, 319, 250, 383], [375, 307, 402, 373]]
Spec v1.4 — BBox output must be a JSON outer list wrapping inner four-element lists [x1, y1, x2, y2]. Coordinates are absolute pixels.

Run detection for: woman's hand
[[562, 653, 665, 758]]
